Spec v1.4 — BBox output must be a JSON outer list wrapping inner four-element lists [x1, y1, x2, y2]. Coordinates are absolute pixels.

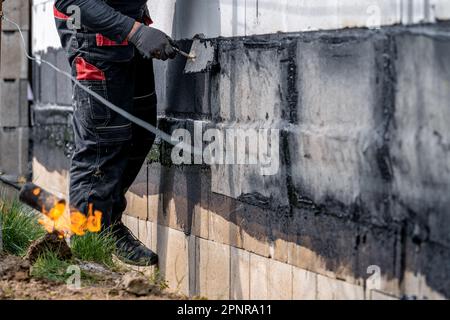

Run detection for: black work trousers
[[63, 30, 156, 227]]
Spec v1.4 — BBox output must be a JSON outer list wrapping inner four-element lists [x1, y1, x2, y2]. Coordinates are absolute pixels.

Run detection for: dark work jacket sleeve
[[55, 0, 135, 43]]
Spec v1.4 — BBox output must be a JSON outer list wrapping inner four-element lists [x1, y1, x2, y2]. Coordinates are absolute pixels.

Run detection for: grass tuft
[[30, 250, 72, 283], [71, 230, 117, 267], [30, 250, 100, 284], [149, 268, 169, 291], [0, 196, 45, 256]]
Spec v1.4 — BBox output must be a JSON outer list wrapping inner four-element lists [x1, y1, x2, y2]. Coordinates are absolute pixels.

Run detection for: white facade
[[32, 0, 450, 53], [152, 0, 448, 39]]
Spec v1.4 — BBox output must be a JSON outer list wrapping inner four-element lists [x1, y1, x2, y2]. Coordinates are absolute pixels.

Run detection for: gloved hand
[[128, 24, 177, 61]]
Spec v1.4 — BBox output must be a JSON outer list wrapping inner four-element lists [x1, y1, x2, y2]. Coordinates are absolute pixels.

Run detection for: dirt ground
[[0, 254, 182, 300]]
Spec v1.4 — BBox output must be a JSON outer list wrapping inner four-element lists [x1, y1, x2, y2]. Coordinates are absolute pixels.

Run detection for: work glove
[[128, 24, 177, 61]]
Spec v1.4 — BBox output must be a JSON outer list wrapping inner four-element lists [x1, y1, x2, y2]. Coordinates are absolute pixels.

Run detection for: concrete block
[[164, 47, 212, 116], [268, 258, 293, 300], [287, 209, 400, 287], [0, 31, 29, 79], [155, 165, 212, 239], [0, 127, 29, 178], [146, 221, 156, 252], [435, 1, 450, 21], [147, 164, 164, 222], [230, 246, 250, 300], [148, 193, 163, 224], [402, 270, 447, 300], [31, 119, 72, 197], [32, 60, 41, 103], [270, 215, 291, 264], [317, 275, 364, 300], [210, 130, 289, 208], [123, 215, 139, 237], [153, 60, 168, 114], [197, 238, 230, 300], [138, 218, 152, 249], [159, 166, 203, 235], [208, 193, 242, 248], [209, 41, 290, 207], [290, 34, 392, 223], [125, 165, 148, 221], [240, 205, 271, 258], [293, 210, 401, 297], [155, 225, 190, 295], [2, 0, 30, 31], [0, 79, 29, 127], [56, 50, 73, 106], [187, 235, 197, 297], [357, 225, 402, 297], [193, 200, 209, 240], [249, 253, 269, 300], [39, 49, 57, 104], [293, 267, 317, 300], [211, 163, 289, 207], [288, 241, 334, 279], [191, 166, 211, 240], [148, 165, 176, 226], [369, 290, 398, 300], [393, 33, 450, 248], [32, 158, 69, 199], [156, 57, 212, 116], [402, 238, 450, 299], [125, 192, 147, 221], [31, 103, 73, 126], [270, 238, 289, 263], [213, 41, 290, 123]]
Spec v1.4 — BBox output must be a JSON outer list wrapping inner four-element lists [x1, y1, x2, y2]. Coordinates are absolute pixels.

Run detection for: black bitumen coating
[[31, 22, 450, 298]]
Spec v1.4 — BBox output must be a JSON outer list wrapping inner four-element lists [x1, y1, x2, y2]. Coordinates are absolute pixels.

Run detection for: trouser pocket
[[72, 56, 133, 145], [74, 81, 110, 128]]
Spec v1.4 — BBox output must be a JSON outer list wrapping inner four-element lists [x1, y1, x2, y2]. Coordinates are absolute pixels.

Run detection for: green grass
[[0, 192, 168, 291], [146, 143, 161, 163], [71, 230, 117, 267], [0, 192, 119, 285], [30, 250, 72, 283], [0, 197, 46, 256], [31, 250, 100, 284], [148, 268, 169, 291]]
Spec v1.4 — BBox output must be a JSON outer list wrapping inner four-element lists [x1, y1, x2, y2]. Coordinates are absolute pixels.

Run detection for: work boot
[[112, 221, 158, 266]]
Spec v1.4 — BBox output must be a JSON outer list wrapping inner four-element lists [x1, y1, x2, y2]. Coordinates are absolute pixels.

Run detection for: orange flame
[[47, 201, 66, 221], [86, 203, 102, 233], [38, 198, 102, 238], [70, 210, 88, 236]]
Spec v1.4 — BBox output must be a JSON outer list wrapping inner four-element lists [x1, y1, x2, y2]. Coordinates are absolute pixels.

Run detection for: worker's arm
[[55, 0, 136, 43]]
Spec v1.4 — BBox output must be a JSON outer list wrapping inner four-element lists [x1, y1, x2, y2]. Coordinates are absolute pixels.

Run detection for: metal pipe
[[19, 183, 67, 215]]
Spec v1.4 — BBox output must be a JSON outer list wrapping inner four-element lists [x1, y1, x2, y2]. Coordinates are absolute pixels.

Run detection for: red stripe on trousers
[[54, 6, 70, 20], [75, 57, 106, 81], [95, 34, 129, 46]]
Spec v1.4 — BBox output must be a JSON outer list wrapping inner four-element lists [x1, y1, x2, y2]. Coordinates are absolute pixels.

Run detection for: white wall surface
[[150, 0, 450, 39], [32, 0, 62, 53], [32, 0, 450, 53]]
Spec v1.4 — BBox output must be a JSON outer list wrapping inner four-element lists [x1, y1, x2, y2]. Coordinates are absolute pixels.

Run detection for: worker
[[53, 0, 177, 266]]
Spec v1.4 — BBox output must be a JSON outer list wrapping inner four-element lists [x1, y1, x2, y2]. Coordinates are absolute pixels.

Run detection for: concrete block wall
[[29, 1, 450, 300], [0, 0, 30, 181], [122, 24, 450, 300], [29, 0, 74, 190]]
